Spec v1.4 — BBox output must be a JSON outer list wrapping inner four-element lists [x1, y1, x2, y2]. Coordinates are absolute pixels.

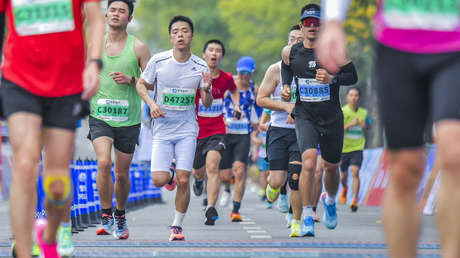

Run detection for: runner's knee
[[43, 175, 72, 208], [288, 164, 301, 190]]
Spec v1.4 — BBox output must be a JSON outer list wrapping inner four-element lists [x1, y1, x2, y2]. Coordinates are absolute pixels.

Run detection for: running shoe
[[339, 186, 348, 204], [193, 178, 204, 197], [278, 194, 289, 213], [230, 212, 242, 222], [96, 213, 115, 235], [219, 190, 231, 207], [169, 226, 185, 241], [321, 192, 338, 230], [289, 220, 303, 237], [266, 199, 273, 209], [204, 206, 219, 226], [10, 240, 40, 257], [202, 197, 208, 211], [113, 214, 129, 240], [350, 198, 358, 212], [285, 213, 293, 228], [257, 188, 265, 199], [302, 216, 315, 237], [313, 210, 320, 223], [165, 164, 177, 191], [265, 184, 280, 202], [35, 219, 60, 258], [57, 225, 74, 257]]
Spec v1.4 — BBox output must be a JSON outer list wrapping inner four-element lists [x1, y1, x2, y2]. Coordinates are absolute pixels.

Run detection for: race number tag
[[96, 99, 129, 122], [298, 78, 330, 102], [345, 125, 363, 140], [12, 0, 75, 36], [162, 88, 196, 111], [383, 0, 460, 31], [198, 98, 223, 117], [226, 118, 249, 134]]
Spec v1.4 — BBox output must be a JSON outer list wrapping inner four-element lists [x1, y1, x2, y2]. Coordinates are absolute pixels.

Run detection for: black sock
[[114, 209, 125, 217], [232, 201, 241, 213], [312, 206, 317, 212], [102, 208, 112, 216], [289, 206, 293, 214], [280, 182, 287, 195]]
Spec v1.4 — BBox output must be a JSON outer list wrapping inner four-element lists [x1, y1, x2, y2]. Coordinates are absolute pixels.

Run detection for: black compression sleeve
[[335, 61, 358, 86], [281, 61, 294, 86]]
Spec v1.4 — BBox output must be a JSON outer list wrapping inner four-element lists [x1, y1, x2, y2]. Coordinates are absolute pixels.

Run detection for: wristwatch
[[332, 76, 338, 85], [89, 58, 103, 70], [130, 76, 136, 85]]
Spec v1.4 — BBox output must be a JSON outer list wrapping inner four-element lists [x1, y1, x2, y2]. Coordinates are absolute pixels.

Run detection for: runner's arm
[[257, 63, 291, 113], [200, 72, 213, 108], [332, 61, 358, 86], [322, 0, 351, 23], [281, 46, 294, 102], [136, 78, 156, 108], [134, 39, 151, 86], [258, 111, 270, 132]]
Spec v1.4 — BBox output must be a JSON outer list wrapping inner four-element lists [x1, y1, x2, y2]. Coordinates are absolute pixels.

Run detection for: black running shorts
[[340, 150, 363, 172], [193, 134, 226, 169], [219, 134, 250, 169], [266, 126, 301, 171]]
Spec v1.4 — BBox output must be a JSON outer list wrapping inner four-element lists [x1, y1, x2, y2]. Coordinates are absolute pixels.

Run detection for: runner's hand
[[315, 21, 348, 74], [82, 62, 100, 100], [259, 123, 269, 132], [281, 85, 291, 102], [109, 72, 131, 85], [284, 103, 294, 114], [234, 105, 242, 116], [316, 69, 333, 84], [202, 72, 212, 91], [149, 103, 165, 118], [286, 115, 295, 124], [351, 118, 359, 126]]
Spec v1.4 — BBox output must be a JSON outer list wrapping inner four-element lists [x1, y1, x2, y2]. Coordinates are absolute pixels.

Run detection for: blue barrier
[[34, 160, 162, 233]]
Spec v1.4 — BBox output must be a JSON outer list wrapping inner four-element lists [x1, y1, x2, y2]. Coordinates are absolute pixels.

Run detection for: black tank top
[[289, 42, 342, 126]]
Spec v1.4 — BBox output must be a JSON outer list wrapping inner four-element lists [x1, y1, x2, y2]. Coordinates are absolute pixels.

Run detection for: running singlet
[[195, 70, 236, 139], [91, 34, 141, 127], [0, 0, 98, 97], [342, 104, 367, 153], [141, 49, 209, 140], [223, 89, 258, 135], [270, 61, 296, 129], [287, 42, 342, 125], [374, 0, 460, 53]]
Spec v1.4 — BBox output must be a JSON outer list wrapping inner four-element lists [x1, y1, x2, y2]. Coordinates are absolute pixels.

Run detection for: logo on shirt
[[192, 67, 197, 71], [308, 61, 316, 69]]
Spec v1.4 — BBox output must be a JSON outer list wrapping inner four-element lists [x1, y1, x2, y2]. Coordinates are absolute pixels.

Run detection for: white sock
[[172, 211, 185, 227], [326, 193, 336, 205], [302, 206, 313, 218]]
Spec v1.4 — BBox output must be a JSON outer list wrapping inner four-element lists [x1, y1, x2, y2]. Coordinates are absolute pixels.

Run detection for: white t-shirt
[[141, 49, 209, 140]]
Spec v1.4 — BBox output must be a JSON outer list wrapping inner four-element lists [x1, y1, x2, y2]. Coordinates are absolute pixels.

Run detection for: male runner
[[257, 24, 305, 237], [339, 87, 367, 212], [281, 3, 358, 236], [89, 0, 150, 240], [316, 0, 460, 256], [0, 0, 104, 256], [220, 56, 259, 222], [136, 15, 212, 241], [192, 39, 240, 226]]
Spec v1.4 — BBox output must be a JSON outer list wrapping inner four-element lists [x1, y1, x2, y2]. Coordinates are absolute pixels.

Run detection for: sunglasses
[[239, 71, 252, 75], [302, 18, 320, 27]]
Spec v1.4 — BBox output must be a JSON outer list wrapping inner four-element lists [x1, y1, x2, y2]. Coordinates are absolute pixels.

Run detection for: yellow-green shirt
[[342, 104, 367, 153]]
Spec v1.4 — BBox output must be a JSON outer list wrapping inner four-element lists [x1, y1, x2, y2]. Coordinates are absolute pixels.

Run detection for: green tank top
[[90, 34, 141, 127]]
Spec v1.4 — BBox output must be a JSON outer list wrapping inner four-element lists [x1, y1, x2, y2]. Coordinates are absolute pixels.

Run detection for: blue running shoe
[[321, 192, 338, 230], [278, 194, 289, 213], [302, 216, 315, 237], [113, 214, 129, 239], [96, 213, 115, 235], [266, 200, 273, 209], [285, 213, 293, 228]]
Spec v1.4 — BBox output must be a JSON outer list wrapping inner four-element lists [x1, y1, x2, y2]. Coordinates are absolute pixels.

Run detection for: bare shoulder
[[134, 38, 150, 57], [281, 45, 292, 65]]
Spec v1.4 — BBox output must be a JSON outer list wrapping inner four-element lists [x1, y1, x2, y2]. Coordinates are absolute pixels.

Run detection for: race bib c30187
[[96, 99, 129, 122], [12, 0, 75, 36]]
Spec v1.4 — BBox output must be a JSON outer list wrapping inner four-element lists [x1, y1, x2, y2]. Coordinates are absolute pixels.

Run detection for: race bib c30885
[[12, 0, 75, 36], [298, 78, 330, 102]]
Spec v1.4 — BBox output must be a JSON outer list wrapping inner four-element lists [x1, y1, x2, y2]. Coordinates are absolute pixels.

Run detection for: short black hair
[[203, 39, 226, 56], [168, 16, 194, 34], [300, 3, 321, 16], [290, 25, 301, 32], [108, 0, 135, 17], [347, 87, 361, 95]]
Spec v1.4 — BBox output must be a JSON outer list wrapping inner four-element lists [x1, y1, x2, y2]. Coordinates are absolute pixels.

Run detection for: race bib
[[298, 78, 330, 102], [96, 99, 129, 122], [198, 98, 223, 117], [383, 0, 460, 31], [162, 88, 196, 111], [12, 0, 75, 36], [345, 125, 363, 140], [226, 118, 249, 134]]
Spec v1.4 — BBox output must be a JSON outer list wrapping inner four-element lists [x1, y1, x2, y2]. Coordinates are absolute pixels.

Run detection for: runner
[[339, 87, 368, 212], [136, 15, 212, 241], [316, 0, 460, 256], [257, 24, 305, 237], [88, 0, 150, 240], [0, 0, 104, 256], [191, 39, 240, 225], [281, 3, 358, 236], [220, 56, 259, 222]]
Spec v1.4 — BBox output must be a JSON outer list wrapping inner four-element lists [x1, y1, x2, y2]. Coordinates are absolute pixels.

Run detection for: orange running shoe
[[350, 198, 358, 212], [230, 212, 242, 222], [169, 226, 185, 241], [339, 187, 348, 204]]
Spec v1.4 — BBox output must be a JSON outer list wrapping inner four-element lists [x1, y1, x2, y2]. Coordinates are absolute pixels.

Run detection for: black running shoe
[[204, 206, 219, 226], [193, 178, 204, 196]]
